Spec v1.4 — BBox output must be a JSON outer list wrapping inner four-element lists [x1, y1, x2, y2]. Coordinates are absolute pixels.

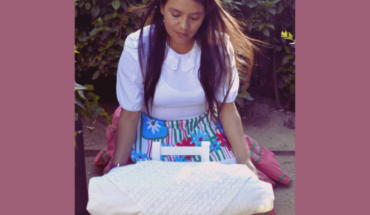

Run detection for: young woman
[[111, 0, 259, 174]]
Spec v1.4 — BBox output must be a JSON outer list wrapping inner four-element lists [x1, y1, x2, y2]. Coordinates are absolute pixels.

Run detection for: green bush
[[75, 0, 146, 80], [222, 0, 295, 109], [75, 46, 112, 142], [75, 0, 295, 109]]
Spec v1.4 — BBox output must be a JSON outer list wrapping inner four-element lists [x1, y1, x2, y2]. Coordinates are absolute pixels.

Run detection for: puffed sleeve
[[116, 34, 144, 111], [215, 35, 240, 103]]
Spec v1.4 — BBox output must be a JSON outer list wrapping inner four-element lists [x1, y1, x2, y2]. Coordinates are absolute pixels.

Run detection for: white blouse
[[116, 26, 239, 121]]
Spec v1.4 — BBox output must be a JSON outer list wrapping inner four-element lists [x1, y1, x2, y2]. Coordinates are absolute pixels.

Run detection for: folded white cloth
[[87, 161, 274, 215]]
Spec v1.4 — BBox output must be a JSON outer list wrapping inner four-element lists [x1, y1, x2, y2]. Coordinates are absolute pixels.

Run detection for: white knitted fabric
[[106, 161, 251, 215]]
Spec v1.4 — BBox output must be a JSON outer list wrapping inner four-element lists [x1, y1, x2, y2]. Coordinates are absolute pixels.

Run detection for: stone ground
[[81, 96, 295, 215]]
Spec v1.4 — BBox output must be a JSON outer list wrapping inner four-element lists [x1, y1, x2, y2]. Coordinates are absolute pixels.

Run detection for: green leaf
[[285, 46, 290, 54], [275, 46, 283, 52], [84, 84, 94, 90], [86, 92, 100, 103], [101, 109, 108, 116], [106, 116, 113, 124], [247, 2, 257, 8], [89, 28, 99, 36], [97, 17, 103, 26], [266, 23, 275, 30], [103, 26, 111, 31], [92, 70, 100, 80], [262, 28, 270, 36], [282, 56, 290, 65], [104, 13, 113, 20], [75, 98, 86, 110], [125, 27, 133, 34], [113, 12, 117, 18], [75, 82, 87, 90], [85, 2, 91, 10], [268, 8, 276, 15], [98, 27, 103, 31], [288, 32, 293, 40], [112, 0, 120, 10], [91, 5, 100, 18], [243, 91, 254, 101], [245, 94, 254, 101], [91, 62, 99, 67], [107, 38, 116, 46], [92, 107, 103, 119], [288, 55, 294, 60], [277, 4, 284, 13], [77, 89, 87, 100], [259, 24, 265, 31], [75, 113, 79, 121]]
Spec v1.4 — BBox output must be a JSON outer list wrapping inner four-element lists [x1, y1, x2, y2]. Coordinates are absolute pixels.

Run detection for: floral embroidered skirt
[[131, 111, 237, 164], [96, 106, 293, 188]]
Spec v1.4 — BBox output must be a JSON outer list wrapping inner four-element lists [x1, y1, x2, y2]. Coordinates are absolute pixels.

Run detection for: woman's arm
[[112, 108, 141, 165], [218, 102, 258, 175]]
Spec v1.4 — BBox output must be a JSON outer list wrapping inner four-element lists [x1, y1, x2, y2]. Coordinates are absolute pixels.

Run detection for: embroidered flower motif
[[141, 114, 168, 139], [215, 121, 227, 138], [216, 130, 231, 151], [210, 138, 221, 152], [146, 119, 161, 134], [174, 155, 189, 162], [176, 137, 196, 147], [131, 149, 150, 162], [190, 129, 210, 146]]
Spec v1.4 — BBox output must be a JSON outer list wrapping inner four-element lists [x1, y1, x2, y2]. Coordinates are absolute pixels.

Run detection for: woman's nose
[[179, 16, 189, 31]]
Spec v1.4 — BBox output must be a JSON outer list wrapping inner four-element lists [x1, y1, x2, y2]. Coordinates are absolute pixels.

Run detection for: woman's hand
[[218, 102, 259, 177], [112, 108, 141, 166], [245, 159, 258, 177]]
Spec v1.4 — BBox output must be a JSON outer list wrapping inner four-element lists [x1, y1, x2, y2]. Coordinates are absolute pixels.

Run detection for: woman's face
[[160, 0, 205, 45]]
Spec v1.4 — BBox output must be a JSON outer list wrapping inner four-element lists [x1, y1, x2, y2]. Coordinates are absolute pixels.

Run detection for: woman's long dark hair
[[129, 0, 257, 119]]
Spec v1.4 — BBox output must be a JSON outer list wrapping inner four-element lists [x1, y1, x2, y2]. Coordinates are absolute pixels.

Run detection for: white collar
[[164, 41, 200, 73]]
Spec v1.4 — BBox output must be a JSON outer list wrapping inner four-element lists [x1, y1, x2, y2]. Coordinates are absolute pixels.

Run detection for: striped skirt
[[130, 111, 237, 164], [98, 107, 293, 187]]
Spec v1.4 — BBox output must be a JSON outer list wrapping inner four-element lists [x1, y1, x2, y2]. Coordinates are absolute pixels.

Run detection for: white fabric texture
[[116, 26, 239, 120], [87, 161, 274, 215]]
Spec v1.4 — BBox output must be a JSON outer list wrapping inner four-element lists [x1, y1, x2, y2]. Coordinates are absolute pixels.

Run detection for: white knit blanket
[[107, 161, 252, 215]]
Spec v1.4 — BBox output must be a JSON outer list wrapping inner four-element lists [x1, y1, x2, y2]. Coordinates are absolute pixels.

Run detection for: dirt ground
[[81, 96, 295, 215]]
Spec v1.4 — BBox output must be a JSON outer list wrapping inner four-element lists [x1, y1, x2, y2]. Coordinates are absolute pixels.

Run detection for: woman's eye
[[171, 14, 180, 18], [190, 17, 200, 21]]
